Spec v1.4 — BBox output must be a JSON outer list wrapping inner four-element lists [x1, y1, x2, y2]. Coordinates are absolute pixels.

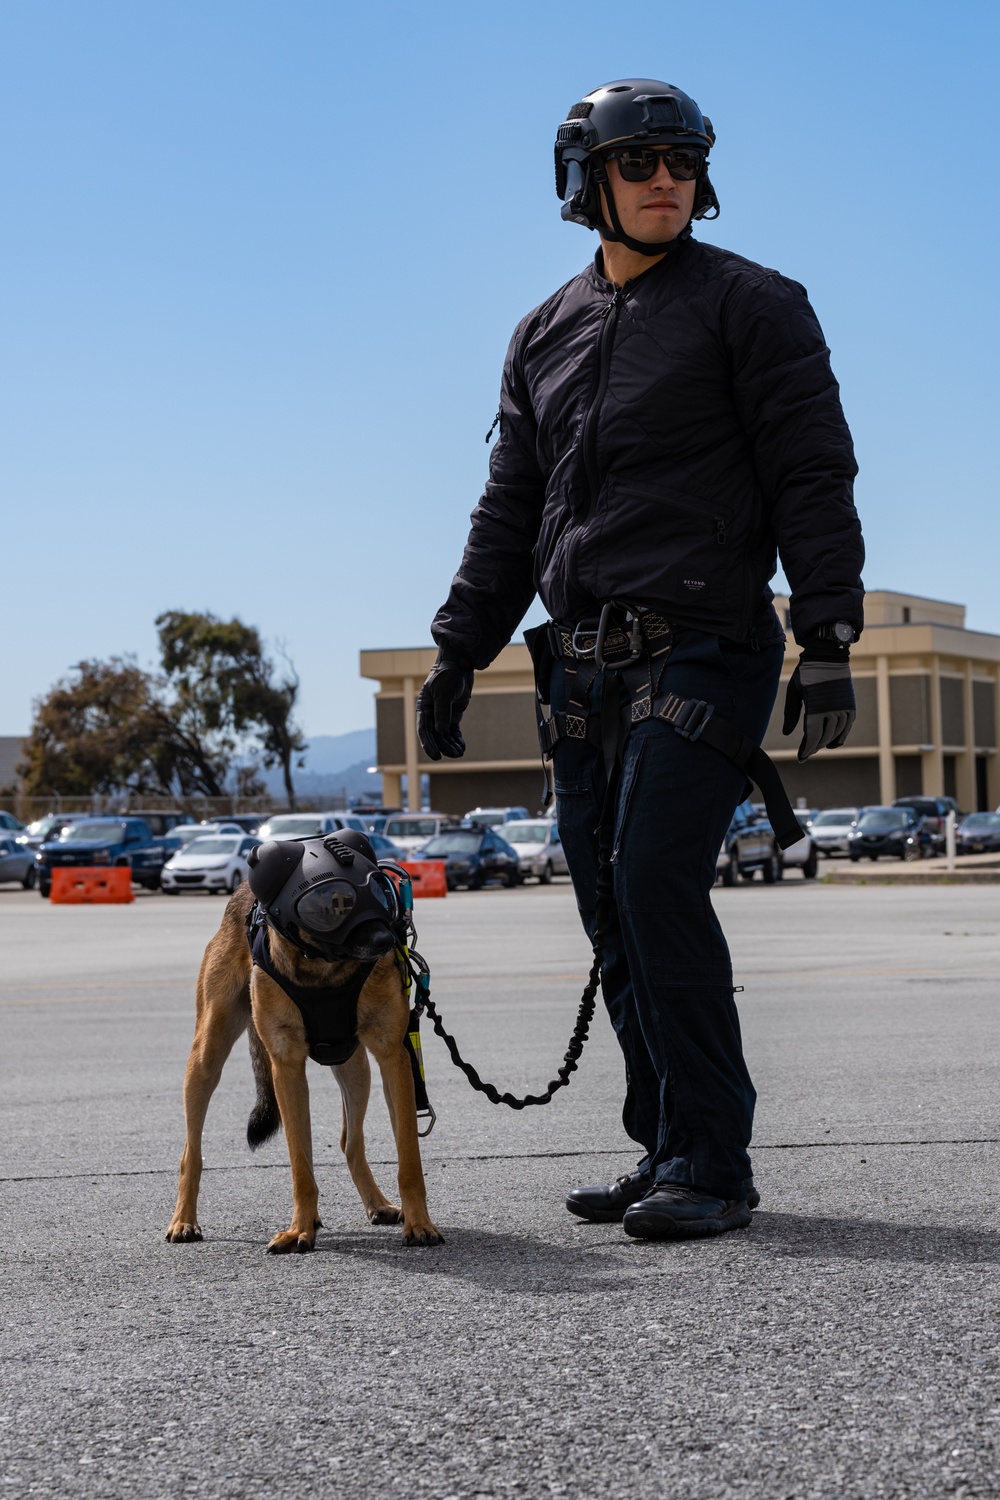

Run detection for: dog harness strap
[[250, 923, 376, 1067]]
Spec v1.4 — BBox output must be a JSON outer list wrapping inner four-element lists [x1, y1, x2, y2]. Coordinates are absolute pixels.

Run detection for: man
[[417, 79, 863, 1240]]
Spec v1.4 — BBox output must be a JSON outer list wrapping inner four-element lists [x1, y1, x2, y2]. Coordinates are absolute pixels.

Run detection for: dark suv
[[716, 802, 783, 886], [893, 796, 963, 853], [849, 806, 923, 861], [409, 827, 521, 890]]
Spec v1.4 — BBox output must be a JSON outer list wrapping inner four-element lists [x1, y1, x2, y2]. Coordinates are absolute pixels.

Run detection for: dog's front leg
[[375, 1042, 444, 1246], [266, 1053, 320, 1253], [334, 1048, 402, 1226], [251, 974, 320, 1254]]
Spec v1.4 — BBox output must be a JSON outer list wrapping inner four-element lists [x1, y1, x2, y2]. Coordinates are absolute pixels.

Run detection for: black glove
[[416, 656, 474, 760], [782, 643, 856, 762]]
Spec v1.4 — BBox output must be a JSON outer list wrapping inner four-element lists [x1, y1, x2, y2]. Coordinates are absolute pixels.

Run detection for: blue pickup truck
[[37, 816, 171, 897]]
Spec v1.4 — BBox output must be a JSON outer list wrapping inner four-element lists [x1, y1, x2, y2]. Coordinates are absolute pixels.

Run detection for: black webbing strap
[[250, 920, 376, 1067], [655, 690, 802, 850]]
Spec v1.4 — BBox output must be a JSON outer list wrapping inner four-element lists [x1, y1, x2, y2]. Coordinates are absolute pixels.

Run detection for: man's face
[[600, 150, 698, 244]]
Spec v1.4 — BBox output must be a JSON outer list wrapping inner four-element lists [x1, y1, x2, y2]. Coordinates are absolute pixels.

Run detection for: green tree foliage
[[156, 612, 306, 809], [20, 614, 306, 803]]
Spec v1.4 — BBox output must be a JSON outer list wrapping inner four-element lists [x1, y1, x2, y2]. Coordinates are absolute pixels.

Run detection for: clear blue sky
[[3, 0, 998, 737]]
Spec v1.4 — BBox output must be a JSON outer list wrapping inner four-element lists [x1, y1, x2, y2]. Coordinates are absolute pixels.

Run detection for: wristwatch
[[814, 621, 857, 646]]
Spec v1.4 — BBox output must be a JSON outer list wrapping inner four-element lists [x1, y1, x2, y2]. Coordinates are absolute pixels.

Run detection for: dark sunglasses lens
[[665, 151, 702, 181], [616, 148, 702, 182], [617, 150, 658, 181]]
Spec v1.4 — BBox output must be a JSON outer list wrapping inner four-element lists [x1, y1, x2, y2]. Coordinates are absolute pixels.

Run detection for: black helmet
[[554, 78, 719, 256], [247, 829, 401, 960]]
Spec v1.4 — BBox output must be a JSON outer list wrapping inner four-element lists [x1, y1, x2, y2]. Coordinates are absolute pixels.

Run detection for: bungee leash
[[385, 863, 603, 1112]]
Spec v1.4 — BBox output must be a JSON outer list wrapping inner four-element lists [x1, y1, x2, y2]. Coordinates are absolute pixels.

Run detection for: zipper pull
[[603, 285, 627, 316], [485, 406, 501, 443], [715, 517, 727, 546]]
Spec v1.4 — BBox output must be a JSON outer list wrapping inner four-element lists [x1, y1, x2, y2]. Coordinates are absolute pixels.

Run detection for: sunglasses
[[608, 146, 705, 183]]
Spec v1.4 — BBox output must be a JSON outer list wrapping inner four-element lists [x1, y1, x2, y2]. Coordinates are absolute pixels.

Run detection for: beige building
[[360, 591, 1000, 815]]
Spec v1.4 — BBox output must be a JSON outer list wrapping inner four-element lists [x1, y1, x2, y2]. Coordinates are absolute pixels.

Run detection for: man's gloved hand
[[416, 656, 474, 760], [782, 646, 856, 762]]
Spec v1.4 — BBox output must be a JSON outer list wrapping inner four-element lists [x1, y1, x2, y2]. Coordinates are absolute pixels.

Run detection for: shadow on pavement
[[752, 1210, 1000, 1264], [310, 1225, 624, 1293]]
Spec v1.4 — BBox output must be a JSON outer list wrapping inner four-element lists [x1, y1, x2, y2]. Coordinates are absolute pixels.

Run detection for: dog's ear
[[247, 840, 305, 905]]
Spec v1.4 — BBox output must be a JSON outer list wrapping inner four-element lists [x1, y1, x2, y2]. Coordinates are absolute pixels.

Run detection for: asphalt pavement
[[2, 875, 999, 1498]]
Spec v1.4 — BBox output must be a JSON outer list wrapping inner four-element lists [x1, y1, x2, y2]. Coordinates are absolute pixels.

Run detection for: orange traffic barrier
[[400, 860, 448, 898], [50, 867, 135, 904]]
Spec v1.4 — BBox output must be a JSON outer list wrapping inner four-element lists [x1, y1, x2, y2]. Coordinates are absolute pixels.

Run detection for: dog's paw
[[266, 1229, 316, 1255], [403, 1220, 445, 1247], [165, 1220, 203, 1243], [368, 1204, 403, 1226]]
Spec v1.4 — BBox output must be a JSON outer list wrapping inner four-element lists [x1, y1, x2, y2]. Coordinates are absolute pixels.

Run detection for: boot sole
[[623, 1204, 753, 1241], [565, 1199, 632, 1223]]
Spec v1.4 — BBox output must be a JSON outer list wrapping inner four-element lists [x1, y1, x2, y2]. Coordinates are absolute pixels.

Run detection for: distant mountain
[[258, 729, 379, 801], [299, 729, 375, 776]]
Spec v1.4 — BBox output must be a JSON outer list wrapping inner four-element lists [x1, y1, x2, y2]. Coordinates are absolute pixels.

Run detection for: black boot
[[566, 1170, 650, 1222], [623, 1184, 752, 1241]]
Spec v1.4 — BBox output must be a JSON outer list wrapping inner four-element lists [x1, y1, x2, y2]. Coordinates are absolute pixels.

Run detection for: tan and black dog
[[165, 881, 442, 1252]]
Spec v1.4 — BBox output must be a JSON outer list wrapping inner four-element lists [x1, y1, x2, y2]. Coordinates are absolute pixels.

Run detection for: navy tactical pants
[[552, 628, 784, 1201]]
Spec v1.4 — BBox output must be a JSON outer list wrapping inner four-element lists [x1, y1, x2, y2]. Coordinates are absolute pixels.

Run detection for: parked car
[[955, 811, 1000, 854], [0, 834, 37, 888], [892, 796, 964, 853], [16, 813, 90, 851], [121, 810, 190, 837], [367, 832, 406, 863], [848, 806, 923, 861], [166, 822, 246, 851], [256, 812, 368, 842], [409, 827, 521, 889], [808, 807, 862, 858], [200, 814, 264, 835], [381, 813, 453, 855], [351, 806, 401, 833], [462, 806, 531, 829], [0, 812, 25, 832], [717, 802, 782, 885], [500, 819, 569, 883], [37, 817, 170, 896], [161, 834, 259, 895], [779, 817, 819, 879]]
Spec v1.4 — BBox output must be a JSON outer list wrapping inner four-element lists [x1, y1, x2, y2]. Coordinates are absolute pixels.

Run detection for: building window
[[943, 754, 958, 801], [902, 606, 911, 623]]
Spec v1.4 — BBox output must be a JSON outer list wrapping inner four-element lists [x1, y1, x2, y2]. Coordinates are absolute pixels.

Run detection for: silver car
[[161, 835, 259, 895], [808, 807, 862, 857], [0, 834, 38, 889], [500, 819, 570, 883], [256, 812, 368, 842]]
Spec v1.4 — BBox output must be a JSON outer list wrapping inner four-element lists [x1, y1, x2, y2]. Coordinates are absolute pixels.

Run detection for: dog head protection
[[247, 830, 400, 959]]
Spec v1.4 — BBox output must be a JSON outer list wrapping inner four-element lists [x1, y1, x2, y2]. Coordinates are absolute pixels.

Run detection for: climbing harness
[[525, 602, 802, 851]]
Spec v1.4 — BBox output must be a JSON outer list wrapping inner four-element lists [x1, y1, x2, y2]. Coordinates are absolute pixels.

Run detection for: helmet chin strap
[[599, 175, 692, 256]]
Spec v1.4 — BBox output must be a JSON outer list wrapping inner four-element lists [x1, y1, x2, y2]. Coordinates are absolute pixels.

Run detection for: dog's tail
[[246, 1018, 282, 1150]]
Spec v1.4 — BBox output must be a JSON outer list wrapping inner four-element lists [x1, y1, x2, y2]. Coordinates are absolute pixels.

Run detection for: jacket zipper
[[581, 284, 629, 522]]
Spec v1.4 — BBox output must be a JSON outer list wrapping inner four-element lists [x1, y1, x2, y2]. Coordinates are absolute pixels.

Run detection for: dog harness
[[249, 916, 375, 1067]]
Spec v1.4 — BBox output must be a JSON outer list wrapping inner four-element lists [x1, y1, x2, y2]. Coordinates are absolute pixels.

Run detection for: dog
[[165, 865, 442, 1253]]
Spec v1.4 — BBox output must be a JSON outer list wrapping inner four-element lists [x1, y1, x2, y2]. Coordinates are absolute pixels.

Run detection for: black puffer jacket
[[432, 237, 864, 669]]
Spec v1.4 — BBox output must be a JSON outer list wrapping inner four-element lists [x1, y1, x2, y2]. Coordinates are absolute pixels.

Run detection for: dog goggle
[[294, 869, 397, 934], [607, 146, 705, 182]]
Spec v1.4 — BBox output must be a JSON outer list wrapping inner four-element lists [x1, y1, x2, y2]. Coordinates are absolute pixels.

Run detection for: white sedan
[[500, 819, 570, 883], [161, 834, 259, 896]]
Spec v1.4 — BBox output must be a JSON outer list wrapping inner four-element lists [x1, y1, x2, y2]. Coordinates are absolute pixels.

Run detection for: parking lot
[[2, 879, 999, 1498]]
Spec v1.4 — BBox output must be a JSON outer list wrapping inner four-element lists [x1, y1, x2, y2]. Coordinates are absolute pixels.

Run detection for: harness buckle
[[659, 693, 715, 742]]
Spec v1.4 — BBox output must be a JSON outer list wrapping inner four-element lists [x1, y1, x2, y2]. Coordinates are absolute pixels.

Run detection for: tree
[[156, 611, 306, 808], [18, 655, 234, 799]]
